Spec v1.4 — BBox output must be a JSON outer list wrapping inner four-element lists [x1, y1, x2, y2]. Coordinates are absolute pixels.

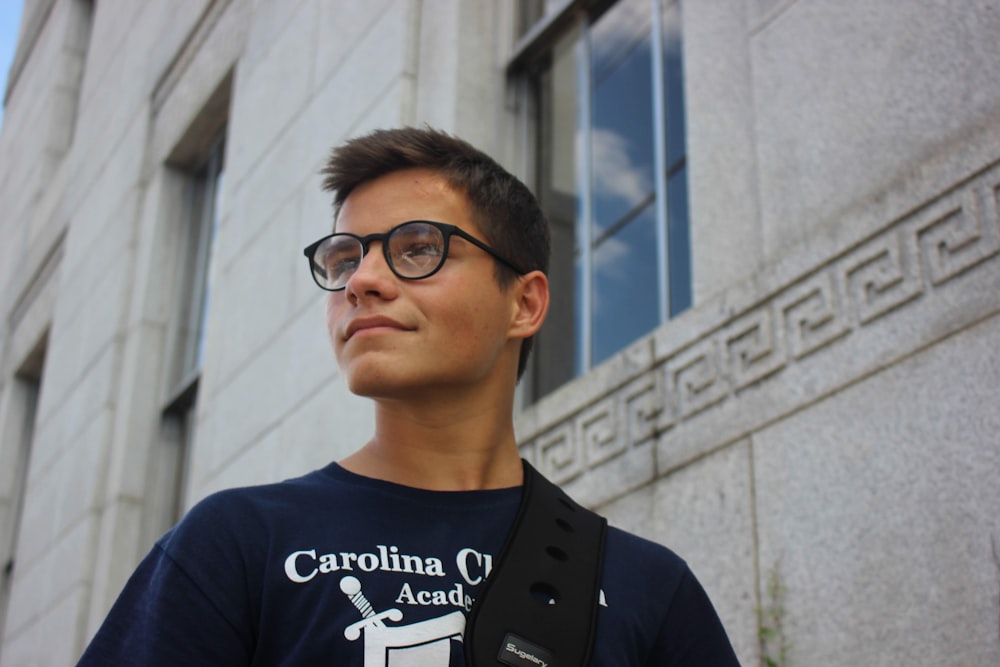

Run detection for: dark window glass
[[592, 203, 660, 365], [525, 0, 690, 400]]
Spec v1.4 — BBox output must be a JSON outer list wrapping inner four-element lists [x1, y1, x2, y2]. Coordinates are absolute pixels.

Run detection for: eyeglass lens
[[313, 221, 447, 289]]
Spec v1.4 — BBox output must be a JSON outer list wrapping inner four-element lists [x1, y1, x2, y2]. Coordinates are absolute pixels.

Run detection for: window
[[0, 337, 46, 648], [159, 134, 225, 527], [168, 135, 225, 395], [514, 0, 690, 399]]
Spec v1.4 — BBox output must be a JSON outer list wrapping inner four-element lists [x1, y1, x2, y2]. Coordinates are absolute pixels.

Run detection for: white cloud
[[589, 127, 652, 207]]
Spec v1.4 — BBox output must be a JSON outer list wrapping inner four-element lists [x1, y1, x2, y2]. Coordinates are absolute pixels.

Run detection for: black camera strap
[[465, 460, 607, 667]]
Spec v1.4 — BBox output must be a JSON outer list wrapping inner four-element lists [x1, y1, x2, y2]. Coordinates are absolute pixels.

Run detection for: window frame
[[159, 132, 225, 525], [510, 0, 690, 397]]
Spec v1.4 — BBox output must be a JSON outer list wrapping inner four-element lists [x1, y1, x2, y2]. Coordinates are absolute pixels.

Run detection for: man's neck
[[339, 389, 524, 491]]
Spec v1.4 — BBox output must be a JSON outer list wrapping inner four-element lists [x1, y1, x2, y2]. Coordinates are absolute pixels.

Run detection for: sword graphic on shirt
[[340, 575, 466, 667]]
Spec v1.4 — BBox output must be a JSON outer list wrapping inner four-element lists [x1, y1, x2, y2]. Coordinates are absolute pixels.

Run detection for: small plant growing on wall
[[758, 563, 790, 667]]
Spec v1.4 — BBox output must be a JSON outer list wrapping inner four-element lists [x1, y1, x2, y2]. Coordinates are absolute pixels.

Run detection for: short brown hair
[[321, 127, 550, 379]]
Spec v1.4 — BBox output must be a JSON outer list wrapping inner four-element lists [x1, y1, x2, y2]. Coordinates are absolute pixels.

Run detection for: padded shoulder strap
[[465, 460, 607, 667]]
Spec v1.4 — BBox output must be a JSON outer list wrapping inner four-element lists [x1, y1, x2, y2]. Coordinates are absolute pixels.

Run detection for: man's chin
[[344, 370, 412, 399], [345, 372, 458, 402]]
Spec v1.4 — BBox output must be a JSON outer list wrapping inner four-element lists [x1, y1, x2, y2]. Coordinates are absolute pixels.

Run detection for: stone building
[[0, 0, 998, 664]]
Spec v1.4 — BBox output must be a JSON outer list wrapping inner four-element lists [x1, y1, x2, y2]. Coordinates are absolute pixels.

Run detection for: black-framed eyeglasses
[[303, 220, 524, 291]]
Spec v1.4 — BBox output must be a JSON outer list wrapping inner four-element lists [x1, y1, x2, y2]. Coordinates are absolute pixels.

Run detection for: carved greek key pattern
[[671, 339, 729, 418], [535, 422, 582, 485], [623, 373, 665, 445], [724, 307, 787, 390], [778, 271, 850, 359], [521, 163, 1000, 487], [579, 399, 623, 467], [916, 186, 1000, 284], [842, 228, 924, 324]]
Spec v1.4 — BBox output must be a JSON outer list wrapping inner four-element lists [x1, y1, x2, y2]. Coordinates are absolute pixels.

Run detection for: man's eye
[[401, 242, 442, 258], [393, 241, 442, 274], [326, 255, 360, 277]]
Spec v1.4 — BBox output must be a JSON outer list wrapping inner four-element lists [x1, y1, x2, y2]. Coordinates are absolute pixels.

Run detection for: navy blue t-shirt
[[78, 463, 740, 666]]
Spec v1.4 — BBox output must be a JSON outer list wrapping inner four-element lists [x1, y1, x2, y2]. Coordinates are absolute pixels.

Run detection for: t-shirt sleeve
[[648, 566, 742, 667], [76, 494, 257, 666], [75, 544, 252, 666]]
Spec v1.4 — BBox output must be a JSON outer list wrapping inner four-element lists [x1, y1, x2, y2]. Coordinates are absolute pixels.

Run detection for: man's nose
[[345, 243, 397, 299]]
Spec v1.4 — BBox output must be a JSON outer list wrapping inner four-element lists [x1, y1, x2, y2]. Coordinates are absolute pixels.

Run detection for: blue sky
[[0, 0, 25, 131]]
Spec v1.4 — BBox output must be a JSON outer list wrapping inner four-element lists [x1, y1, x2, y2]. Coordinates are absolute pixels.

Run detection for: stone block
[[37, 582, 89, 666], [338, 77, 411, 141], [194, 422, 286, 500], [222, 121, 309, 256], [308, 3, 413, 136], [31, 305, 85, 426], [191, 291, 370, 500], [242, 0, 310, 73], [745, 0, 796, 30], [56, 227, 132, 349], [293, 182, 336, 312], [191, 374, 371, 505], [64, 114, 147, 265], [413, 0, 461, 130], [652, 441, 757, 666], [35, 515, 92, 615], [72, 79, 144, 207], [750, 0, 1000, 259], [28, 343, 117, 486], [149, 1, 246, 166], [191, 351, 285, 489], [0, 608, 41, 665], [84, 496, 145, 639], [653, 155, 1000, 474], [55, 345, 117, 458], [519, 334, 656, 441], [53, 410, 111, 529], [515, 334, 664, 505], [311, 0, 396, 93], [226, 0, 317, 184], [598, 478, 655, 537], [283, 304, 340, 402], [752, 314, 1000, 665], [135, 0, 209, 91], [20, 408, 59, 486], [4, 240, 60, 382], [15, 465, 63, 566], [79, 1, 141, 98], [211, 196, 300, 386], [102, 328, 168, 505], [599, 440, 757, 666], [683, 0, 764, 302], [275, 381, 373, 479], [3, 539, 48, 637]]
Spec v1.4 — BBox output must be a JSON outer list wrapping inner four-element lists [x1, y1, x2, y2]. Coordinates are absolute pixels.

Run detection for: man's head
[[320, 127, 550, 379]]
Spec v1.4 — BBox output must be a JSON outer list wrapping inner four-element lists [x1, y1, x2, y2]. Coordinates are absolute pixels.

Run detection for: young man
[[78, 128, 740, 665]]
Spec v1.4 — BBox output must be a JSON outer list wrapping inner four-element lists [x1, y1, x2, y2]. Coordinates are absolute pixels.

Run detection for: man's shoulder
[[597, 526, 742, 665], [605, 525, 685, 564], [160, 465, 347, 547], [602, 525, 691, 590], [190, 465, 334, 511]]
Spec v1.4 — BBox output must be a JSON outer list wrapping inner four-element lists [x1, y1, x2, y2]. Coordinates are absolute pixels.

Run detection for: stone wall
[[517, 148, 1000, 663], [0, 1, 997, 665]]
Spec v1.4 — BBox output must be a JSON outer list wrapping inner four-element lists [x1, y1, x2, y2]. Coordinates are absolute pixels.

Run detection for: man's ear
[[508, 270, 549, 340]]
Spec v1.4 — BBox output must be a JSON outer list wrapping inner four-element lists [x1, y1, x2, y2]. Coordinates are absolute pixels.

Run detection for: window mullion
[[577, 17, 594, 373], [194, 141, 224, 370], [650, 0, 671, 323]]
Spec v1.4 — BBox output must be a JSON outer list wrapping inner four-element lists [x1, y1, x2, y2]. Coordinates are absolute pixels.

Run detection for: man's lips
[[344, 315, 412, 340]]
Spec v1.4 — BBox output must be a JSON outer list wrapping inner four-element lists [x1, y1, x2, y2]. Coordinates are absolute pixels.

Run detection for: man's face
[[325, 168, 521, 400]]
